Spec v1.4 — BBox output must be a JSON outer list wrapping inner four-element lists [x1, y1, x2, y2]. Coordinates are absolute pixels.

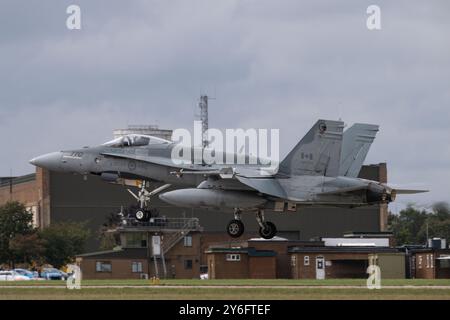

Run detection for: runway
[[2, 285, 450, 289]]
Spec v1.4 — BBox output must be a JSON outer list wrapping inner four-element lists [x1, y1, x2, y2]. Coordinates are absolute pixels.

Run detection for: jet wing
[[101, 151, 247, 179], [103, 150, 288, 197], [235, 176, 287, 199]]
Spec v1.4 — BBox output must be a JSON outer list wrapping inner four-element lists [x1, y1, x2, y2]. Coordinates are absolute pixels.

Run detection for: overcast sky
[[1, 0, 449, 211]]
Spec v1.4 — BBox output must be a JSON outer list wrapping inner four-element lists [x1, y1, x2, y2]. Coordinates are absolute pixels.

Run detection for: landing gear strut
[[127, 181, 171, 222], [256, 210, 277, 239], [226, 209, 245, 238]]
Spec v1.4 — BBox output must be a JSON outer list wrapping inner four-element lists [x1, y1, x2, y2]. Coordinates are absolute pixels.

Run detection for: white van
[[0, 270, 31, 281]]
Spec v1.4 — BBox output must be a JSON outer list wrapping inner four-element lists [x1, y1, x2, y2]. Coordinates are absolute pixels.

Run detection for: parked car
[[40, 268, 68, 280], [0, 270, 31, 281], [13, 268, 39, 279]]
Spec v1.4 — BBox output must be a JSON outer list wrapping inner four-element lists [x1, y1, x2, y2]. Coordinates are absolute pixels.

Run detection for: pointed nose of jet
[[159, 190, 184, 206], [29, 152, 62, 171], [158, 191, 175, 205]]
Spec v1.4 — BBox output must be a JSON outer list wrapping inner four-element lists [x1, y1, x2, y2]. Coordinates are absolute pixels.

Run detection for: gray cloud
[[1, 0, 449, 209]]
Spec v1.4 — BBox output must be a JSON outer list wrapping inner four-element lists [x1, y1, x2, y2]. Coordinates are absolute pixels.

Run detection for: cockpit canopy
[[102, 134, 171, 147]]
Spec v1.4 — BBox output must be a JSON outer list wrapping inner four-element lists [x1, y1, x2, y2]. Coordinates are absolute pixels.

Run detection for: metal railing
[[119, 217, 201, 231], [161, 220, 197, 253]]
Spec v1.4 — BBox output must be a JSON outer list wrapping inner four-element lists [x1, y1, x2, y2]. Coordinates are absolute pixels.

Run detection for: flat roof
[[0, 173, 36, 188], [342, 231, 393, 238], [76, 247, 148, 259], [206, 247, 277, 257], [289, 246, 400, 254]]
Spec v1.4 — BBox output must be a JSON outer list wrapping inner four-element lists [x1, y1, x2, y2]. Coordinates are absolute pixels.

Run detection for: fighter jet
[[30, 119, 427, 239]]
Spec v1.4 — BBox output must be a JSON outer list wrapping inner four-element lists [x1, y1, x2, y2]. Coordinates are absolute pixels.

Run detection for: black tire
[[134, 209, 150, 222], [259, 221, 277, 239], [227, 219, 245, 238]]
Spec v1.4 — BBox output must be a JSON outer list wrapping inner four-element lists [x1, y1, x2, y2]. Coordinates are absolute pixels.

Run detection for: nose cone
[[29, 152, 62, 171], [159, 191, 182, 206]]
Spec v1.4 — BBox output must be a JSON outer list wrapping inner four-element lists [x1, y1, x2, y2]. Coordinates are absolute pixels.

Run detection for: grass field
[[1, 278, 450, 286], [1, 279, 450, 300]]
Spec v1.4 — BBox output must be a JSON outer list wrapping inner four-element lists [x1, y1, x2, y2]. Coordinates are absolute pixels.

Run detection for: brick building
[[289, 247, 405, 279], [78, 218, 257, 279], [411, 249, 450, 279], [0, 169, 50, 227], [206, 247, 277, 279]]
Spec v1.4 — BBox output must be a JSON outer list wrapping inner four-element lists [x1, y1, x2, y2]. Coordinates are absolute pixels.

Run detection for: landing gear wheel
[[134, 208, 150, 222], [227, 219, 245, 238], [259, 221, 277, 239]]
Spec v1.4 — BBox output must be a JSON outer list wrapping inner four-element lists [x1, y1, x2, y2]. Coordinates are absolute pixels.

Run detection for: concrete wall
[[375, 253, 405, 279]]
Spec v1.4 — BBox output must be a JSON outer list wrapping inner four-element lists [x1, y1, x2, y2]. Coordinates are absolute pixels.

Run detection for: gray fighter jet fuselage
[[30, 120, 427, 239]]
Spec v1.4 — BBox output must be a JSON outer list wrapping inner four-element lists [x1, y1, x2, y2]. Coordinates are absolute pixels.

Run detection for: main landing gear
[[227, 209, 245, 238], [226, 209, 277, 239], [127, 181, 171, 222], [256, 210, 277, 239]]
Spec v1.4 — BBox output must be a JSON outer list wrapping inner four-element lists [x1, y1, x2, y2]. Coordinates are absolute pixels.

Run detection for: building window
[[184, 235, 192, 247], [96, 261, 112, 272], [132, 262, 143, 273], [184, 259, 193, 269], [291, 255, 297, 267], [430, 255, 434, 268], [304, 256, 310, 266], [125, 233, 147, 248], [418, 256, 423, 269], [440, 259, 450, 269], [426, 254, 430, 268], [226, 254, 241, 261]]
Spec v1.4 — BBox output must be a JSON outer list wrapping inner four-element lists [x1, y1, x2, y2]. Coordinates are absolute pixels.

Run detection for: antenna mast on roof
[[199, 95, 209, 148]]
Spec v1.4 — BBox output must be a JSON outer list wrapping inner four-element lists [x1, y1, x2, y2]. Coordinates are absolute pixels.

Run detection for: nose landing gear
[[127, 181, 171, 222]]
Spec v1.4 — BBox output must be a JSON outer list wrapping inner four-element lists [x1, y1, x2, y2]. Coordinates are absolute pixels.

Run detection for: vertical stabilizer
[[339, 123, 379, 177], [278, 120, 344, 177]]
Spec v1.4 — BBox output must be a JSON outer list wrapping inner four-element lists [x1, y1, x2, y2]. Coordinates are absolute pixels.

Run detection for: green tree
[[418, 202, 450, 241], [39, 222, 90, 268], [388, 202, 450, 246], [0, 201, 35, 266], [9, 232, 46, 266]]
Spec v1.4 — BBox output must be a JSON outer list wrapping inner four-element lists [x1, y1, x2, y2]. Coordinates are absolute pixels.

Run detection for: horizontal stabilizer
[[392, 189, 429, 194], [384, 183, 429, 194]]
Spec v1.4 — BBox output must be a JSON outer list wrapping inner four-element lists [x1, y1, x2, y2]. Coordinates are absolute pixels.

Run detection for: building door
[[316, 256, 325, 280]]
